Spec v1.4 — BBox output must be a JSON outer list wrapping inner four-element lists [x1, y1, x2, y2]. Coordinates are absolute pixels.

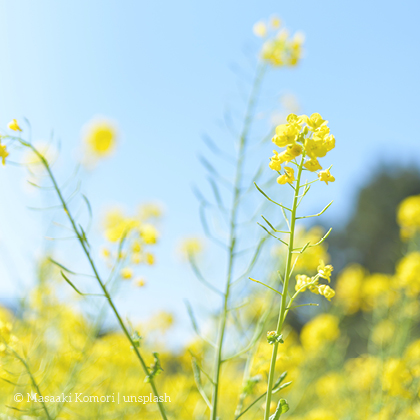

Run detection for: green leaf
[[49, 258, 77, 274], [60, 271, 83, 295]]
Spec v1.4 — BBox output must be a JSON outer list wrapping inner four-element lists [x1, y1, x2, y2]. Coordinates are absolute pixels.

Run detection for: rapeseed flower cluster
[[269, 113, 335, 185], [254, 17, 304, 67], [295, 260, 335, 301], [102, 204, 161, 287]]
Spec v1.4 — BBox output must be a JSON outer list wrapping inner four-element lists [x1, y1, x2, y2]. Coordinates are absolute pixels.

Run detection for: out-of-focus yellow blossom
[[315, 372, 343, 399], [396, 252, 420, 296], [101, 247, 111, 259], [270, 113, 335, 185], [23, 143, 58, 181], [132, 240, 142, 253], [345, 356, 381, 391], [335, 264, 365, 314], [145, 252, 155, 265], [261, 29, 304, 67], [135, 278, 146, 287], [102, 205, 159, 288], [254, 16, 303, 66], [151, 311, 174, 333], [253, 21, 267, 37], [8, 118, 22, 131], [318, 169, 335, 185], [318, 284, 335, 301], [83, 117, 117, 158], [277, 166, 295, 184], [120, 267, 133, 280], [397, 194, 420, 240], [103, 208, 136, 242], [372, 319, 395, 345], [132, 253, 142, 264], [0, 143, 9, 165], [382, 358, 412, 398], [0, 320, 13, 350], [300, 313, 340, 351], [361, 273, 393, 311], [317, 260, 333, 281], [140, 224, 159, 244], [304, 408, 337, 420], [404, 339, 420, 377], [180, 237, 203, 259], [138, 203, 163, 221], [270, 16, 281, 29]]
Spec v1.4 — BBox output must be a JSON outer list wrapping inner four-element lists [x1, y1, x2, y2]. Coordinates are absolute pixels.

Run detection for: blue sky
[[1, 0, 420, 342]]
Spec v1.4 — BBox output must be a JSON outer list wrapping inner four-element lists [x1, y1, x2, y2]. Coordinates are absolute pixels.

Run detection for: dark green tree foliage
[[329, 165, 420, 274]]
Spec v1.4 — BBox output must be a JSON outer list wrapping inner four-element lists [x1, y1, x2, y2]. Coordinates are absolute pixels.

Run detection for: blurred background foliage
[[328, 166, 420, 274]]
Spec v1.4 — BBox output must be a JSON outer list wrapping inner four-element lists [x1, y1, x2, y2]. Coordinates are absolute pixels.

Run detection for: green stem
[[210, 63, 266, 420], [7, 346, 52, 420], [263, 154, 305, 420], [28, 145, 169, 420]]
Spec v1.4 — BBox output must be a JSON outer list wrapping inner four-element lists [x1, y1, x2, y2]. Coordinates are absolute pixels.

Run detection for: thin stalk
[[26, 144, 169, 420], [210, 63, 266, 420], [7, 346, 52, 420], [263, 154, 305, 420]]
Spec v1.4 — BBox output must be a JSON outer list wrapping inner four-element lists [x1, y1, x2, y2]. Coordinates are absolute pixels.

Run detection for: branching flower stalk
[[210, 62, 266, 420], [252, 113, 337, 420], [4, 135, 169, 420], [185, 17, 305, 419]]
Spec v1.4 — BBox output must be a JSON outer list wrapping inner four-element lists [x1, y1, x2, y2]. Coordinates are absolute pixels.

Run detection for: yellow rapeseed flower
[[140, 224, 159, 244], [295, 274, 316, 292], [318, 284, 335, 300], [372, 320, 395, 345], [253, 21, 267, 37], [397, 195, 420, 240], [396, 252, 420, 296], [180, 237, 203, 259], [0, 144, 9, 165], [145, 252, 155, 265], [120, 267, 133, 280], [270, 16, 281, 29], [318, 169, 335, 185], [83, 118, 117, 158], [300, 313, 340, 351], [135, 278, 146, 287], [304, 158, 322, 172], [317, 260, 333, 281], [277, 166, 295, 184], [335, 264, 365, 314], [8, 119, 22, 131]]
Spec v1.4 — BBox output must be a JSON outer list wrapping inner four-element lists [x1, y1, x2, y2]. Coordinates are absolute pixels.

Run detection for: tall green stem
[[210, 64, 266, 420], [263, 154, 305, 420], [28, 145, 169, 420]]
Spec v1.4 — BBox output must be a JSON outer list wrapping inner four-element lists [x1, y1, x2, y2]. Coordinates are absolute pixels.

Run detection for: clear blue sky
[[1, 0, 419, 342]]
